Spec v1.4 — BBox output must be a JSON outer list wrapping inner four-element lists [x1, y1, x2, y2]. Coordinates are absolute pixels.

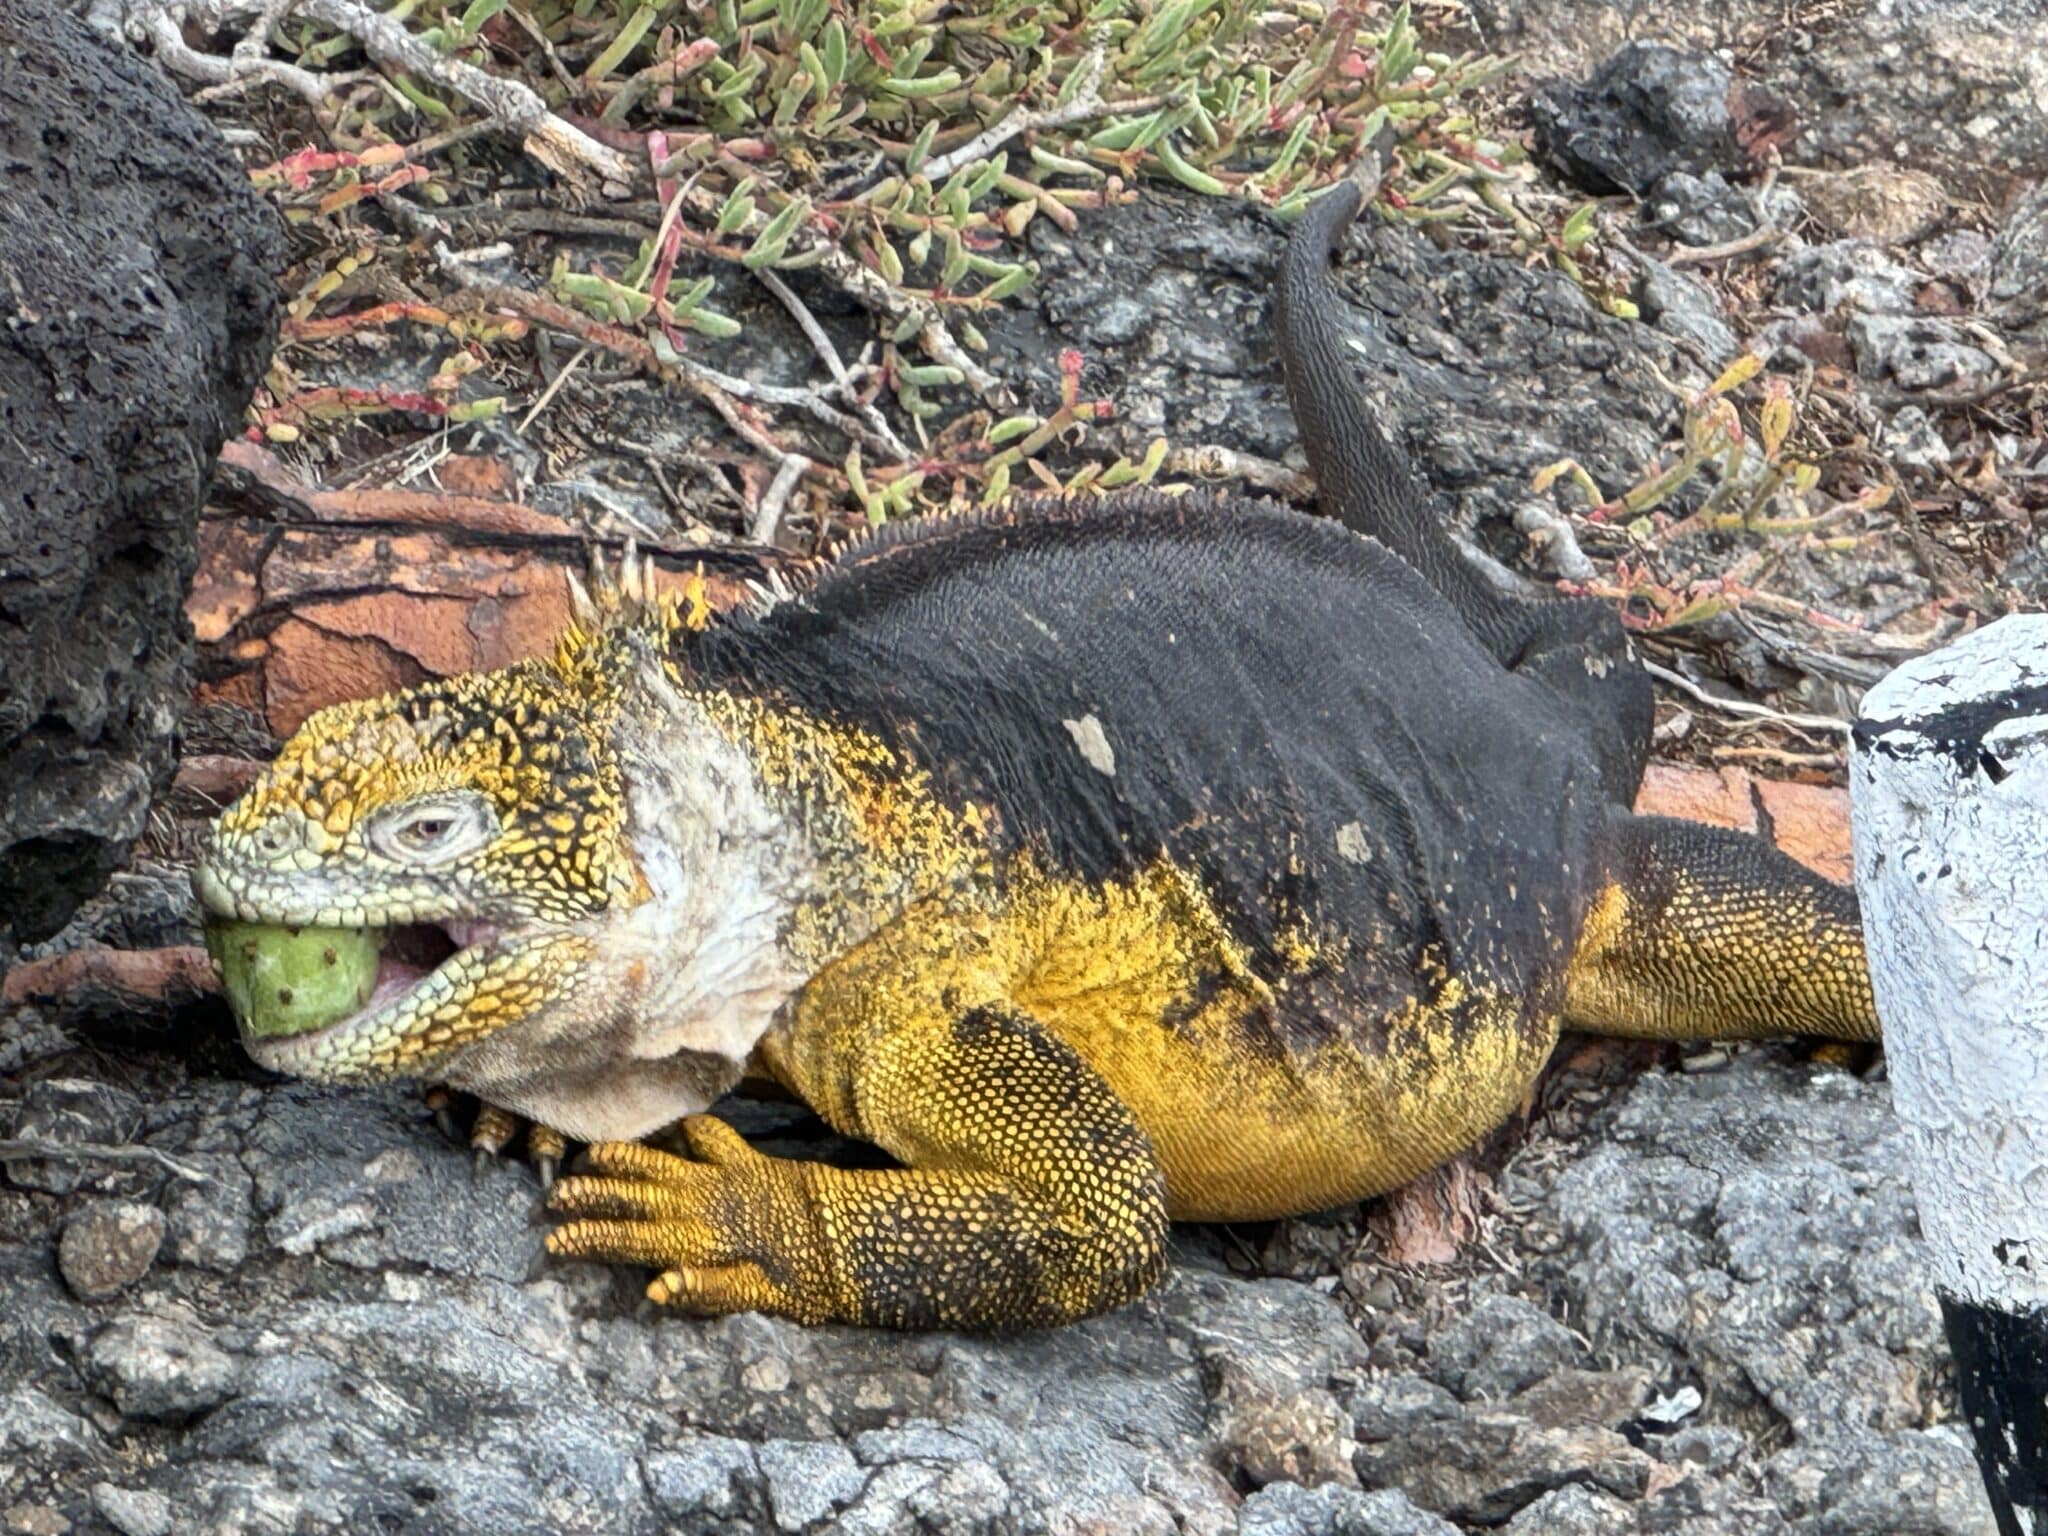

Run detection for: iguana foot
[[545, 1118, 828, 1322], [421, 1085, 570, 1188]]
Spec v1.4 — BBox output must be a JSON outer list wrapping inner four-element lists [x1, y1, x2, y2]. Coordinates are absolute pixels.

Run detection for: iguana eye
[[367, 795, 495, 867]]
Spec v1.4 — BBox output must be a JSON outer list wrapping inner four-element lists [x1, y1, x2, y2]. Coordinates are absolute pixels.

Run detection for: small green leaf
[[742, 195, 811, 269]]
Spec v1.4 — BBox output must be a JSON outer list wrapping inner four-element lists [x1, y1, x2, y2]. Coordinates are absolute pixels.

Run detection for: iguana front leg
[[546, 1004, 1169, 1331]]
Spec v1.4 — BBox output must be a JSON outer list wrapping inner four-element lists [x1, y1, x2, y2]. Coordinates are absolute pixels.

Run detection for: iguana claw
[[421, 1086, 572, 1187]]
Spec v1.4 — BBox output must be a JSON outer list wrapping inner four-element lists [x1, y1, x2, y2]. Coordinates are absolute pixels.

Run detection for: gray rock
[[0, 0, 282, 957], [89, 1484, 172, 1536], [1237, 1481, 1462, 1536], [162, 1158, 253, 1272], [58, 1201, 165, 1300], [1656, 1420, 1748, 1473], [643, 1436, 762, 1520], [1645, 170, 1760, 246], [1764, 1427, 1997, 1534], [1847, 314, 2001, 393], [1349, 1375, 1463, 1442], [1351, 1408, 1654, 1524], [1427, 1292, 1585, 1400], [85, 1314, 239, 1423], [1511, 1051, 1992, 1529], [1637, 259, 1741, 365], [1774, 241, 1919, 317], [756, 1439, 868, 1530], [1880, 405, 1955, 472], [1501, 1483, 1637, 1535], [1923, 229, 1997, 278], [1528, 44, 1785, 196], [1473, 0, 2048, 184], [1, 1077, 147, 1196], [1988, 180, 2048, 329], [0, 1389, 100, 1471]]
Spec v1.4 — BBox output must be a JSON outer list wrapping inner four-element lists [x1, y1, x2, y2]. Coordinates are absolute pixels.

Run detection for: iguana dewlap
[[194, 181, 1877, 1331]]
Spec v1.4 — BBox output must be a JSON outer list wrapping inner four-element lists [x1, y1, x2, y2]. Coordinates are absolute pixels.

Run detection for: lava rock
[[1846, 314, 2001, 393], [1879, 406, 1955, 472], [1636, 260, 1741, 365], [1427, 1292, 1586, 1400], [1238, 1482, 1463, 1536], [1988, 180, 2048, 331], [88, 1485, 173, 1536], [1774, 241, 1920, 317], [1472, 0, 2048, 185], [1529, 43, 1791, 197], [57, 1202, 165, 1300], [85, 1315, 240, 1424], [1643, 170, 1762, 246], [0, 0, 283, 959], [756, 1439, 867, 1530], [1763, 1427, 1997, 1534], [1502, 1483, 1638, 1535]]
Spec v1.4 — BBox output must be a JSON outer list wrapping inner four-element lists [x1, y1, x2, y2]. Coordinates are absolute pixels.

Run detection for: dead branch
[[754, 267, 912, 461], [106, 0, 634, 190], [1643, 658, 1851, 736], [749, 453, 809, 546], [1163, 444, 1315, 500], [0, 1138, 211, 1183]]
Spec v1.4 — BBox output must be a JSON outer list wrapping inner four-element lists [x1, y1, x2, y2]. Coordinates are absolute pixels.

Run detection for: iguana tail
[[1274, 172, 1527, 662], [1565, 813, 1879, 1043]]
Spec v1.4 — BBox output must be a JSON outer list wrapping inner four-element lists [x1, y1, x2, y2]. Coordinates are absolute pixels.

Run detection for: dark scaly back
[[1274, 177, 1652, 804], [682, 494, 1614, 1018]]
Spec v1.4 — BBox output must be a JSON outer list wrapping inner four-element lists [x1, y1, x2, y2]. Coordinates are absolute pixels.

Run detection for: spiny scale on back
[[196, 173, 1880, 1333]]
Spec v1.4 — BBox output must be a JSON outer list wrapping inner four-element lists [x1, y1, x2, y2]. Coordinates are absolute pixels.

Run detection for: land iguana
[[193, 181, 1878, 1331]]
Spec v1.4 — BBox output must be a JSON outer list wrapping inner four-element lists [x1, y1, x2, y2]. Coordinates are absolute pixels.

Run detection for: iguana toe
[[529, 1123, 568, 1190], [471, 1103, 519, 1159], [544, 1120, 833, 1322], [423, 1090, 574, 1186], [421, 1083, 461, 1144]]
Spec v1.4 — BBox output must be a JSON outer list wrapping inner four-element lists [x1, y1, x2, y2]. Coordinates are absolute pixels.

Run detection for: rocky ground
[[5, 0, 2047, 1531], [0, 981, 1995, 1535]]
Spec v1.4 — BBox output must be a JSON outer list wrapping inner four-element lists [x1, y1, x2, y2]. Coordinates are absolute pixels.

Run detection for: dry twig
[[99, 0, 634, 189]]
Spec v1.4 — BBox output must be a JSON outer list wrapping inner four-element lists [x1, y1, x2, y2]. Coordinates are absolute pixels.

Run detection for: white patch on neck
[[603, 671, 814, 1070], [450, 655, 819, 1144]]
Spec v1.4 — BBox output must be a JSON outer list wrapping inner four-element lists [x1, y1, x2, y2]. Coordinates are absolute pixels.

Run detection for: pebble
[[57, 1202, 164, 1300]]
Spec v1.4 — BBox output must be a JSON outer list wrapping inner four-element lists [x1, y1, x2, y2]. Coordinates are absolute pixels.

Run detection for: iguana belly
[[773, 855, 1560, 1226], [1017, 927, 1558, 1223]]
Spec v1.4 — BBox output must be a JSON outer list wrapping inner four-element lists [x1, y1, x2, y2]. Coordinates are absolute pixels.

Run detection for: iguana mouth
[[192, 855, 582, 1078], [238, 917, 509, 1073], [355, 919, 467, 1013]]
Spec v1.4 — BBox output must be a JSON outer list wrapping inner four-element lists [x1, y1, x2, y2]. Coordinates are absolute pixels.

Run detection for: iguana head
[[195, 661, 634, 1080], [194, 608, 655, 1084]]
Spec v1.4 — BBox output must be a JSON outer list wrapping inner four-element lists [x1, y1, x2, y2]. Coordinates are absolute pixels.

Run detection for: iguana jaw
[[192, 862, 591, 1081]]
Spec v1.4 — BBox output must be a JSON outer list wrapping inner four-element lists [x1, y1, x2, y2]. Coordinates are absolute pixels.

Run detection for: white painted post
[[1850, 614, 2048, 1536]]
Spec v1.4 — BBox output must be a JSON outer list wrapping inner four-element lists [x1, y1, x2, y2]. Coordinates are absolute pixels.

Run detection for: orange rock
[[1634, 761, 1850, 883], [193, 445, 788, 736], [2, 945, 215, 1011], [433, 453, 521, 500]]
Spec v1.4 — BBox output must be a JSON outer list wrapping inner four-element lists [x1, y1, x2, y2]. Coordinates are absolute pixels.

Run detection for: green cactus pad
[[205, 921, 385, 1039]]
